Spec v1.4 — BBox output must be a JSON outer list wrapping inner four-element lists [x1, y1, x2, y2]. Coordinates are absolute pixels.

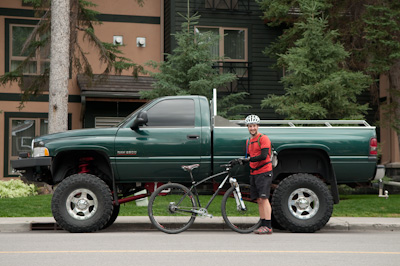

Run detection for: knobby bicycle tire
[[221, 184, 261, 233], [148, 183, 197, 234]]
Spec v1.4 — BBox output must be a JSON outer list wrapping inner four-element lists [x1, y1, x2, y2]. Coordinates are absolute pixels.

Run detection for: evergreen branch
[[21, 10, 50, 55]]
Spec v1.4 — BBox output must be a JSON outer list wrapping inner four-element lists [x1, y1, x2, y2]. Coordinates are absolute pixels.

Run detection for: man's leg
[[254, 198, 272, 234], [253, 172, 273, 234], [257, 198, 271, 220]]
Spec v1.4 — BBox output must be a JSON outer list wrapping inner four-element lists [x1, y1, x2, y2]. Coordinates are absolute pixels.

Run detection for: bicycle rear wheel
[[148, 183, 197, 234], [221, 184, 261, 233]]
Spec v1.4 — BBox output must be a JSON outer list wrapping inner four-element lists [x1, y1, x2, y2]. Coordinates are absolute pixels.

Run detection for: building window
[[9, 24, 50, 75], [195, 26, 250, 92], [195, 26, 247, 62], [95, 117, 125, 128], [8, 118, 48, 175], [4, 112, 72, 177]]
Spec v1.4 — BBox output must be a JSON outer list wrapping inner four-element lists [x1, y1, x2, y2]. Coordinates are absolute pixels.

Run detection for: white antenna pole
[[213, 88, 217, 116]]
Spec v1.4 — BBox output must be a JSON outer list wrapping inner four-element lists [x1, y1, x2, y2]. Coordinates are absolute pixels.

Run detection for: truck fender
[[52, 150, 114, 186]]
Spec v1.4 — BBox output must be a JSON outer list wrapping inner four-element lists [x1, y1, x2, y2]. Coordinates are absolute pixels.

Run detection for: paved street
[[0, 230, 399, 266]]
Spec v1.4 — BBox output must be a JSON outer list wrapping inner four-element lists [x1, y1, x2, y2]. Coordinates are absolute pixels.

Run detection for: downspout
[[160, 0, 164, 60], [80, 95, 86, 124]]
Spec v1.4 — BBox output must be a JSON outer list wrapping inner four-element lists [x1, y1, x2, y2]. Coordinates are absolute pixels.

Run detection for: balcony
[[213, 61, 251, 93], [194, 0, 251, 14]]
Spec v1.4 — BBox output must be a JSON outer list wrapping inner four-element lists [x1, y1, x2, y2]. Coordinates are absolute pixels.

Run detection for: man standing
[[245, 114, 273, 234]]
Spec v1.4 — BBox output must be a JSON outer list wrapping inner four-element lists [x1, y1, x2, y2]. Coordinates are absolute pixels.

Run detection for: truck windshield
[[115, 100, 154, 127]]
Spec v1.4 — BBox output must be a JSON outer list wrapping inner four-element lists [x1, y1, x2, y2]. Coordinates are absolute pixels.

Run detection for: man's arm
[[249, 148, 269, 162]]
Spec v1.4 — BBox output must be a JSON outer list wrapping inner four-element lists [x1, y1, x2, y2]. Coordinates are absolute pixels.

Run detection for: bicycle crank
[[193, 208, 213, 218]]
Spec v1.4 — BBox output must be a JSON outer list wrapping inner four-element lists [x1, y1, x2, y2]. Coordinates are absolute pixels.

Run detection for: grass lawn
[[0, 194, 399, 217], [332, 194, 400, 217], [0, 194, 52, 217]]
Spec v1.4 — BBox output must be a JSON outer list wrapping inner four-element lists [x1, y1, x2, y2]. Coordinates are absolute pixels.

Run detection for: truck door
[[114, 98, 203, 182]]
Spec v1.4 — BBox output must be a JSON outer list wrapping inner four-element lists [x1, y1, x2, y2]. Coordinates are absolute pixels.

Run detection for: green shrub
[[0, 179, 38, 198]]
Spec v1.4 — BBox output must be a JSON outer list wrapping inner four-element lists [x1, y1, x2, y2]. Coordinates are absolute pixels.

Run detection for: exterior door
[[114, 98, 203, 182]]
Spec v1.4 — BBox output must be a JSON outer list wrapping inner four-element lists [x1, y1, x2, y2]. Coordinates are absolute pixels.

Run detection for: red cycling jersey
[[246, 133, 272, 175]]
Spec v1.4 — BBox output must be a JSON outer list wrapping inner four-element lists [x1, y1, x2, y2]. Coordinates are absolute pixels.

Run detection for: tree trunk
[[389, 59, 400, 151], [48, 0, 70, 134]]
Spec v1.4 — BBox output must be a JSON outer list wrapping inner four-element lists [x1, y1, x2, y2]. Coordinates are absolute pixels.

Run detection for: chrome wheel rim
[[288, 188, 319, 220], [66, 189, 98, 220]]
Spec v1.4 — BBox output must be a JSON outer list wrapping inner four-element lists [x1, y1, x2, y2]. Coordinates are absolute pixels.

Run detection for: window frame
[[195, 26, 248, 62], [195, 26, 250, 92], [9, 117, 48, 166], [5, 18, 49, 75]]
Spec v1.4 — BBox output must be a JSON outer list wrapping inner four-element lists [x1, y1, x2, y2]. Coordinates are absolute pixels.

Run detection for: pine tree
[[48, 0, 70, 133], [363, 4, 400, 132], [141, 11, 249, 118], [261, 1, 370, 120]]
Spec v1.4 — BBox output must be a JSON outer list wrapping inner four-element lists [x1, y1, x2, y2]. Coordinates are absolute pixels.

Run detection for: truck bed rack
[[230, 120, 372, 127]]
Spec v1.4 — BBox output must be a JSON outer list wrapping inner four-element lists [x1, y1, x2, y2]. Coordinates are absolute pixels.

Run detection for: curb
[[1, 216, 400, 233], [323, 217, 400, 232]]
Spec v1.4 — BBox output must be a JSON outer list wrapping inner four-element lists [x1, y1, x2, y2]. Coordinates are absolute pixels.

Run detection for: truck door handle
[[187, 135, 200, 140]]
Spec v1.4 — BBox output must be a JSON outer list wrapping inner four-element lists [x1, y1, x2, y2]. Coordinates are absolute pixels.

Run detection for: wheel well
[[273, 148, 339, 204], [274, 148, 333, 184], [51, 150, 113, 186]]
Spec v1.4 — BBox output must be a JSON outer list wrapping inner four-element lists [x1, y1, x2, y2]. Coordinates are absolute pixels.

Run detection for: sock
[[261, 219, 267, 226], [266, 220, 272, 229]]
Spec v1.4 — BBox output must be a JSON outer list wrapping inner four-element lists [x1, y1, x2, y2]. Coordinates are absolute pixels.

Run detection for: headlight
[[32, 147, 49, 157], [31, 140, 49, 157]]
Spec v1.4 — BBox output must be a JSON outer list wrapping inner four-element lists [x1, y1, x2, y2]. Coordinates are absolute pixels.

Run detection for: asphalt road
[[1, 230, 399, 266]]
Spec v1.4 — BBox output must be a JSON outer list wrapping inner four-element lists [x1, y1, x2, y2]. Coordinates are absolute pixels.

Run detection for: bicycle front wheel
[[148, 183, 197, 234], [221, 184, 261, 233]]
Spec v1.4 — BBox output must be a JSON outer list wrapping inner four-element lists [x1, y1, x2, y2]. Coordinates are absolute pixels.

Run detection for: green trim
[[3, 112, 72, 178], [5, 18, 40, 73], [97, 14, 160, 24], [0, 8, 160, 24], [0, 93, 81, 103], [0, 8, 35, 18]]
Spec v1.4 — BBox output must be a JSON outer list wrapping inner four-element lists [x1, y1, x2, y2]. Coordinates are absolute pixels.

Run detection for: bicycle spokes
[[148, 183, 197, 234], [221, 184, 261, 233]]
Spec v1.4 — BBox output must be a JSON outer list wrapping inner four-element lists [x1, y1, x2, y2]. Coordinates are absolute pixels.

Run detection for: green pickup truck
[[11, 95, 380, 233]]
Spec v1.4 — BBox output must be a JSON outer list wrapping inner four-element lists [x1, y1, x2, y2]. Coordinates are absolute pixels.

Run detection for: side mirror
[[131, 111, 148, 130]]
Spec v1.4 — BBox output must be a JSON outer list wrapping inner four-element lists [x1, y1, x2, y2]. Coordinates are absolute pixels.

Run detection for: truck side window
[[146, 99, 195, 127]]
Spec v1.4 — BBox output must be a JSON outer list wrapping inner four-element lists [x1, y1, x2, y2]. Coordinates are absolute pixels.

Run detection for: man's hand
[[238, 157, 250, 165], [230, 158, 250, 167]]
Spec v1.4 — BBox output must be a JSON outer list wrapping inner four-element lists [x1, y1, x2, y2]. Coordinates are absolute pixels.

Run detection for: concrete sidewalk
[[1, 216, 400, 233]]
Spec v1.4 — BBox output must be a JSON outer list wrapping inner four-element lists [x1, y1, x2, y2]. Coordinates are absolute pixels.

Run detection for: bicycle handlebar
[[221, 158, 250, 168]]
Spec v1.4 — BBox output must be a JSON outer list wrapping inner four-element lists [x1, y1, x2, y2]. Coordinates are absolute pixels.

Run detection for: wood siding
[[165, 0, 284, 119]]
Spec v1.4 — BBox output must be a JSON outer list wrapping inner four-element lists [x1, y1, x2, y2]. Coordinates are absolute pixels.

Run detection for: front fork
[[229, 177, 247, 211]]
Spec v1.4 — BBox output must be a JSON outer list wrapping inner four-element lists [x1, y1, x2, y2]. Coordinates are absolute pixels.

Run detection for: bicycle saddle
[[181, 164, 200, 171]]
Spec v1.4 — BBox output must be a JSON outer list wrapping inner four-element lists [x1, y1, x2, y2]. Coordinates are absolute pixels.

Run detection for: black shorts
[[250, 171, 273, 200]]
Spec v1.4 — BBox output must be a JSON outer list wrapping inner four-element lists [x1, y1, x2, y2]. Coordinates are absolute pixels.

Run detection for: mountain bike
[[147, 159, 261, 234]]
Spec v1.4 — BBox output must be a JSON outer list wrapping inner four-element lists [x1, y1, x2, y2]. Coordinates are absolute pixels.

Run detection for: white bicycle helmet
[[245, 114, 260, 125]]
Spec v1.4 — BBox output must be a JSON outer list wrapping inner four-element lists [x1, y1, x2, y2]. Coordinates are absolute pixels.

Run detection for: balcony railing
[[194, 0, 251, 13], [213, 61, 251, 93]]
